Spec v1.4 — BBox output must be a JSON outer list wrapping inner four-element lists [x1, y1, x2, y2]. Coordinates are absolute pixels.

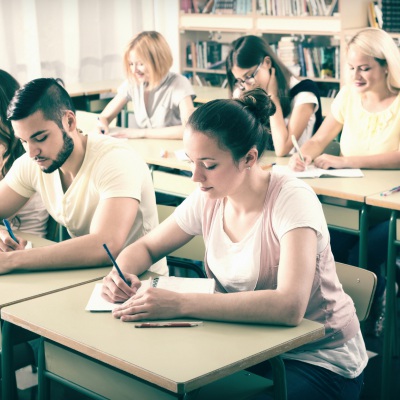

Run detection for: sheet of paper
[[174, 149, 189, 161], [272, 165, 364, 178], [139, 277, 215, 294], [85, 283, 117, 312], [86, 277, 216, 312]]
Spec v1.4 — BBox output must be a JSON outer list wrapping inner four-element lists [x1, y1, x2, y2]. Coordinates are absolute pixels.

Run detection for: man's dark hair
[[7, 78, 75, 130]]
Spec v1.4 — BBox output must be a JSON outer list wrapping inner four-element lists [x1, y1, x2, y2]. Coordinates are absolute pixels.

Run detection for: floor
[[15, 300, 400, 400]]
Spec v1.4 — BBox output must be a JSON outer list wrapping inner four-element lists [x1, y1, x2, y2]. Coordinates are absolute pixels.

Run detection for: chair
[[157, 204, 206, 278], [322, 140, 340, 156], [335, 262, 377, 322]]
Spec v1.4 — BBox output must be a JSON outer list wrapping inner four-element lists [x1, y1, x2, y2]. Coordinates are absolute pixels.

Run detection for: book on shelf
[[368, 1, 380, 28], [382, 0, 400, 32], [259, 0, 337, 16], [202, 0, 215, 13], [213, 0, 249, 14], [272, 165, 364, 179], [181, 0, 193, 13], [86, 277, 216, 312]]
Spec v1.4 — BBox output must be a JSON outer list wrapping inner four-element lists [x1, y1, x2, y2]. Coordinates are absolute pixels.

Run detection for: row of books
[[276, 37, 339, 80], [258, 0, 338, 16], [181, 0, 252, 14], [186, 41, 230, 70], [183, 71, 228, 87], [381, 0, 400, 33]]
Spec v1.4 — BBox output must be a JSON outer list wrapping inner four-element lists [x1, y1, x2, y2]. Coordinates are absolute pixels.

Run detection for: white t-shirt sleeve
[[92, 147, 147, 201], [272, 179, 329, 252], [173, 188, 204, 236], [293, 91, 319, 112], [4, 155, 37, 198]]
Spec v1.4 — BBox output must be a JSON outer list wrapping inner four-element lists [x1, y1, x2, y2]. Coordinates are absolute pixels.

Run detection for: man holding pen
[[0, 78, 166, 275]]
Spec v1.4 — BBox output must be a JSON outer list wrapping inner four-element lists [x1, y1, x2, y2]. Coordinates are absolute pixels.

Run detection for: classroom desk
[[0, 228, 111, 399], [66, 80, 121, 98], [192, 85, 333, 117], [303, 170, 400, 269], [1, 281, 324, 400], [127, 137, 399, 269], [66, 79, 122, 112], [367, 192, 400, 400]]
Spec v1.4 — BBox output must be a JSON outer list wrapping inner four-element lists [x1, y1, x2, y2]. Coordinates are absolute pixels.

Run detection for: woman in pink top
[[102, 88, 366, 399]]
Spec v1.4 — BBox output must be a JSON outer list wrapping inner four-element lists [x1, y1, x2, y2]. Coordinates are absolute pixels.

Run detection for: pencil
[[134, 322, 203, 328], [102, 243, 129, 285], [291, 135, 305, 162], [2, 219, 19, 244]]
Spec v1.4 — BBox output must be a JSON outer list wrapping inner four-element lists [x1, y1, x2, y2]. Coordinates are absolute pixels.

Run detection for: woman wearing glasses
[[226, 35, 322, 156]]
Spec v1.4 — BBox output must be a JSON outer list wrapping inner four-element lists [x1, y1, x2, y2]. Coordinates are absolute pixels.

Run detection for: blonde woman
[[98, 31, 195, 139], [290, 28, 400, 170], [289, 28, 400, 337]]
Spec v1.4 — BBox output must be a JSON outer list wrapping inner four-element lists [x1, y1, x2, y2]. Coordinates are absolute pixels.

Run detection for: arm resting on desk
[[0, 197, 139, 274]]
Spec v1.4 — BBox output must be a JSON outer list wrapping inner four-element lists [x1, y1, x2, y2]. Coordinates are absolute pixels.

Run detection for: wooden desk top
[[127, 138, 192, 171], [1, 281, 324, 394], [126, 137, 400, 204], [192, 86, 332, 117], [366, 191, 400, 210], [0, 228, 110, 309], [66, 80, 122, 97], [306, 170, 400, 203]]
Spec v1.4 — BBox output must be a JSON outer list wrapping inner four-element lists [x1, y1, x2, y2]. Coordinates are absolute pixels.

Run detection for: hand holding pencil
[[0, 219, 27, 252], [288, 136, 311, 171]]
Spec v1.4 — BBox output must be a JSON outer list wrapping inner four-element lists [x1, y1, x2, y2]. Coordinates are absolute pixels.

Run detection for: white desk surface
[[306, 170, 400, 203], [0, 228, 110, 309], [366, 190, 400, 211], [126, 138, 400, 204], [66, 80, 122, 97], [192, 85, 333, 117], [1, 281, 324, 394]]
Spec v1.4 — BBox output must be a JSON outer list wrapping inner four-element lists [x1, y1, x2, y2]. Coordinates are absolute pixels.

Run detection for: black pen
[[102, 243, 129, 285], [2, 219, 19, 244]]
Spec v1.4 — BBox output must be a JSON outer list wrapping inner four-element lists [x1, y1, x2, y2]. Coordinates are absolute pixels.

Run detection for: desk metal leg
[[358, 204, 369, 270], [381, 211, 398, 400], [2, 321, 18, 400], [268, 356, 287, 400]]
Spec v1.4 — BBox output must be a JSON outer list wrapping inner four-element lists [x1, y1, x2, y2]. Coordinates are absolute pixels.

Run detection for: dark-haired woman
[[101, 88, 366, 400], [226, 35, 322, 156], [0, 69, 48, 238]]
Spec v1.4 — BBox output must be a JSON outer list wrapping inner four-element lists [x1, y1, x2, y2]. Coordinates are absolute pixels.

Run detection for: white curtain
[[0, 0, 180, 86]]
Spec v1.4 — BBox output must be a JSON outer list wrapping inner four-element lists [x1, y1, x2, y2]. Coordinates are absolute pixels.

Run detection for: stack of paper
[[272, 165, 364, 178]]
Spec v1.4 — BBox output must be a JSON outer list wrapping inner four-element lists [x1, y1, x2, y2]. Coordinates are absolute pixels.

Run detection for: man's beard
[[42, 130, 74, 174]]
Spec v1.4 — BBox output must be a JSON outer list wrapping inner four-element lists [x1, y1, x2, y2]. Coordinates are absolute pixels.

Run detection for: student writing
[[97, 31, 195, 139], [289, 28, 400, 337], [226, 35, 322, 156], [0, 78, 166, 275], [102, 88, 366, 400]]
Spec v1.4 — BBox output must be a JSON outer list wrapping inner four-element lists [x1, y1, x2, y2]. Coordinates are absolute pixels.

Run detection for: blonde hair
[[123, 31, 173, 90], [347, 28, 400, 93]]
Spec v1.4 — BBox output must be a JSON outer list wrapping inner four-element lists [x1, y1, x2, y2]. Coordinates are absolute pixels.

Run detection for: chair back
[[157, 204, 205, 278], [335, 262, 377, 321]]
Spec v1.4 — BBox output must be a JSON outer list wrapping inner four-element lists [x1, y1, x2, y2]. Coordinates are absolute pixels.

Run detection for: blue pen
[[102, 243, 129, 285], [2, 219, 19, 244]]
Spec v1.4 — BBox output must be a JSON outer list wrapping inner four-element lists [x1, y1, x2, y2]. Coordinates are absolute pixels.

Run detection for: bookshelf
[[179, 0, 371, 97]]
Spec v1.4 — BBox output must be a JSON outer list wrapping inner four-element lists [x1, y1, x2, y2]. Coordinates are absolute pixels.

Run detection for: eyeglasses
[[235, 62, 263, 90]]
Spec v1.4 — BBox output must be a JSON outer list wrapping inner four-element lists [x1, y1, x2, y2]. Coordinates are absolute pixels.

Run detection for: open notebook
[[272, 164, 364, 178], [86, 277, 216, 312]]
